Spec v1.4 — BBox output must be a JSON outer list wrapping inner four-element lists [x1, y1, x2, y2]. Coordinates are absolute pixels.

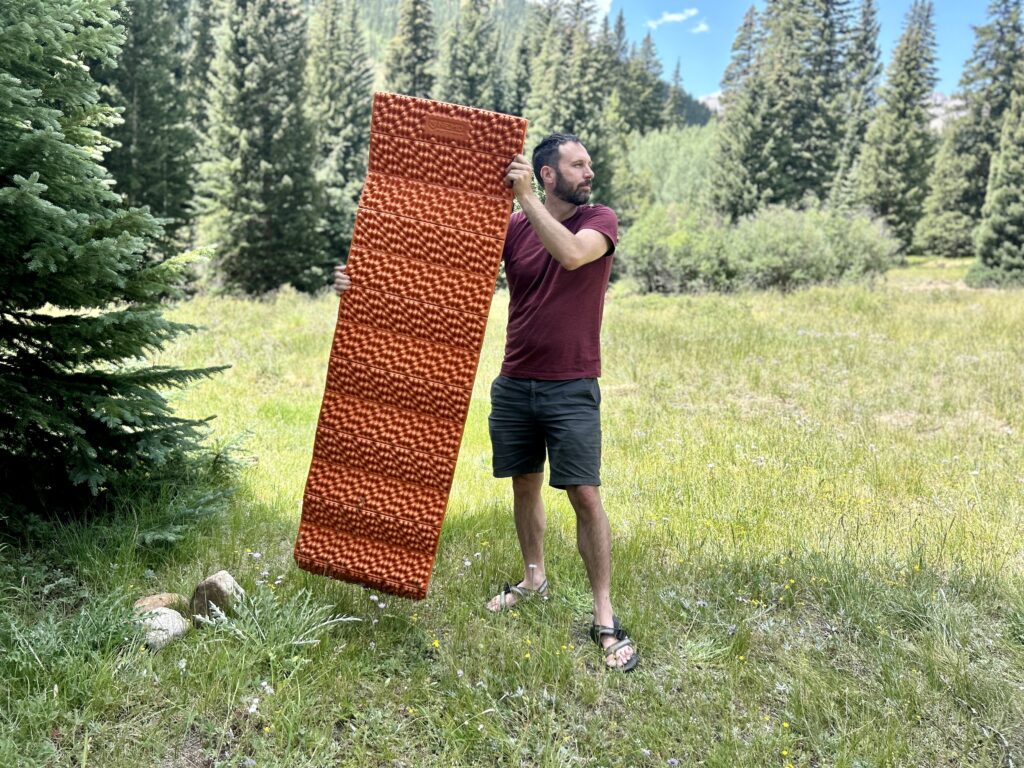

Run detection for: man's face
[[549, 142, 594, 205]]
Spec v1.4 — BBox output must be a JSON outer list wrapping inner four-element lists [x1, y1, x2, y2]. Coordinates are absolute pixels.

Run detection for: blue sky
[[604, 0, 990, 99]]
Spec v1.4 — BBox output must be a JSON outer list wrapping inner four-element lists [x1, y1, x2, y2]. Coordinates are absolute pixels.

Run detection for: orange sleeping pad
[[294, 93, 528, 599]]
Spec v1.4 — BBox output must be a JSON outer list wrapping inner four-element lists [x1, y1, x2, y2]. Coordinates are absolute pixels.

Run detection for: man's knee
[[512, 472, 544, 496], [566, 484, 602, 514]]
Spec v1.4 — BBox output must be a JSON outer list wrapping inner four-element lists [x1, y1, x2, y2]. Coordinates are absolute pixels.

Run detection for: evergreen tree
[[758, 0, 846, 206], [102, 0, 193, 251], [620, 33, 666, 134], [197, 0, 322, 294], [526, 10, 568, 141], [1, 0, 220, 510], [184, 0, 223, 140], [507, 33, 532, 116], [832, 0, 881, 197], [305, 0, 372, 269], [438, 0, 500, 110], [712, 7, 774, 220], [385, 0, 436, 98], [914, 0, 1022, 255], [663, 61, 712, 128], [912, 120, 977, 255], [561, 2, 602, 137], [855, 0, 937, 251], [970, 88, 1024, 285]]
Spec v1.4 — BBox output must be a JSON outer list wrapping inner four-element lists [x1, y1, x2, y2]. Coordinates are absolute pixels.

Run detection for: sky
[[606, 0, 991, 99]]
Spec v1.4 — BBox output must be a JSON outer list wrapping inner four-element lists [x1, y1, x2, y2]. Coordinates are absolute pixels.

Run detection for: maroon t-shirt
[[500, 204, 618, 380]]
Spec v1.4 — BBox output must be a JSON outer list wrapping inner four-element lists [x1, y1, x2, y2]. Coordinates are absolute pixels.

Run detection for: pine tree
[[970, 88, 1024, 285], [914, 0, 1022, 255], [102, 0, 193, 251], [832, 0, 882, 205], [438, 0, 500, 110], [184, 0, 223, 141], [0, 0, 221, 510], [305, 0, 373, 270], [663, 61, 712, 128], [197, 0, 322, 294], [912, 120, 977, 255], [507, 33, 532, 116], [712, 6, 774, 220], [526, 10, 568, 142], [620, 33, 666, 134], [757, 0, 846, 206], [855, 0, 938, 251], [385, 0, 437, 98]]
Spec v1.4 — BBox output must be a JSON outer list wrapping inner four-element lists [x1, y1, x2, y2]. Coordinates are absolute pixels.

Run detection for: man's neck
[[543, 195, 579, 222]]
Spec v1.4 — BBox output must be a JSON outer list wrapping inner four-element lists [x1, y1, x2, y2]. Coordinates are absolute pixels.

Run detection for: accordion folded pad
[[295, 93, 528, 599]]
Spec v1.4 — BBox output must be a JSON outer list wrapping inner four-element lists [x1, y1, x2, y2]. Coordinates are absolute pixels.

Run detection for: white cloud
[[691, 20, 710, 34], [594, 0, 612, 17], [646, 8, 699, 30]]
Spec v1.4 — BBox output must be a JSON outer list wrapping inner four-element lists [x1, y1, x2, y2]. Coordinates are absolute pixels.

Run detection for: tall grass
[[1, 262, 1022, 766]]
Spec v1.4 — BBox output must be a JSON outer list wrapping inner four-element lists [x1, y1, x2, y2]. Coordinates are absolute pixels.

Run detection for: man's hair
[[532, 132, 582, 184]]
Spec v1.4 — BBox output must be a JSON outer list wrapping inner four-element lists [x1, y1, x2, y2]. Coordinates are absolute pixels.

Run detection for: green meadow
[[3, 259, 1023, 767]]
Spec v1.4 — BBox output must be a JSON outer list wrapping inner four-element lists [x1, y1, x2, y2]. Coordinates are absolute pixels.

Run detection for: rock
[[141, 607, 190, 651], [190, 570, 245, 624], [133, 592, 188, 616]]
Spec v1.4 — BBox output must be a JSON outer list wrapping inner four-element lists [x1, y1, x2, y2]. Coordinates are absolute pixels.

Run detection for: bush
[[620, 205, 897, 294]]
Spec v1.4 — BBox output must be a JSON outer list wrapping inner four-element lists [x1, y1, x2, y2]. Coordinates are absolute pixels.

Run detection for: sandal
[[489, 578, 549, 612], [590, 621, 639, 672]]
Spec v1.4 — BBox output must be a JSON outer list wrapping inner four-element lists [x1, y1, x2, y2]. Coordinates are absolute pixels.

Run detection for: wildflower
[[695, 599, 708, 608], [783, 721, 790, 729], [263, 726, 270, 733], [668, 760, 680, 767], [242, 759, 257, 768], [432, 639, 440, 649], [176, 659, 187, 672], [781, 749, 789, 757], [411, 613, 418, 623], [561, 644, 568, 651], [456, 669, 464, 678], [260, 681, 274, 695], [463, 559, 471, 568], [247, 697, 259, 714], [641, 749, 651, 757], [738, 655, 746, 662], [245, 551, 262, 560], [524, 652, 530, 659]]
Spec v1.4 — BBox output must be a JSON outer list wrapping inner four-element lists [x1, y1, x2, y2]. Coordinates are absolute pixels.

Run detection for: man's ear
[[540, 165, 555, 187]]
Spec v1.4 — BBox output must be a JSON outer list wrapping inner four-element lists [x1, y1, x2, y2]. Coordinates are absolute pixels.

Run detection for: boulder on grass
[[133, 592, 188, 616], [141, 607, 190, 651], [190, 570, 245, 624]]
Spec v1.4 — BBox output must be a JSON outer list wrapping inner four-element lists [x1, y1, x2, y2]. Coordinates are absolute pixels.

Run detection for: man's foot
[[486, 578, 549, 612], [590, 620, 638, 672]]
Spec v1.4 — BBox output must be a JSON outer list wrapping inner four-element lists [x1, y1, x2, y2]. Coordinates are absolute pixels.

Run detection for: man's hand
[[332, 264, 351, 296], [504, 154, 535, 202]]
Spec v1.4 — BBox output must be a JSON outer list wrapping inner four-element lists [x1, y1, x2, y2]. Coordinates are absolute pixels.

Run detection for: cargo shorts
[[488, 375, 602, 489]]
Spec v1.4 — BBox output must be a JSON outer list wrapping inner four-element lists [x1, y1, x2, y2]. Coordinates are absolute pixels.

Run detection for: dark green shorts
[[488, 375, 602, 489]]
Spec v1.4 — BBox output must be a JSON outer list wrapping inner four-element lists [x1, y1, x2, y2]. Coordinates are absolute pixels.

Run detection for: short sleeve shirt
[[499, 204, 618, 380]]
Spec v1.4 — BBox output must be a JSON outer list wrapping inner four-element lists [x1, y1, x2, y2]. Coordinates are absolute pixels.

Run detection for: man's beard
[[553, 169, 591, 205]]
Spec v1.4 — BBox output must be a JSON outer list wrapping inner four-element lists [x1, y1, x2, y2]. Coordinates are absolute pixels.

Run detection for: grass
[[2, 258, 1023, 766]]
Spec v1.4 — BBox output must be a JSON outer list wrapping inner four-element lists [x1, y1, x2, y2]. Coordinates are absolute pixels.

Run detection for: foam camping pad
[[294, 93, 528, 600]]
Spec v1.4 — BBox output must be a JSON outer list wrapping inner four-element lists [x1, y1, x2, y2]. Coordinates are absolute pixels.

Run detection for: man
[[333, 133, 636, 672]]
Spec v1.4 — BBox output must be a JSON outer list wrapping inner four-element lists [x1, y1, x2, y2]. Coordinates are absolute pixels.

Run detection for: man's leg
[[566, 484, 635, 669], [487, 472, 546, 611]]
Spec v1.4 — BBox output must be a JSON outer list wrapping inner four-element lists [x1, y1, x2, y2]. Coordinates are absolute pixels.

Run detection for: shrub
[[620, 205, 897, 294]]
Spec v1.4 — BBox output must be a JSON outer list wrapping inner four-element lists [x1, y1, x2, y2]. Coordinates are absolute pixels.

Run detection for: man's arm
[[504, 155, 612, 271]]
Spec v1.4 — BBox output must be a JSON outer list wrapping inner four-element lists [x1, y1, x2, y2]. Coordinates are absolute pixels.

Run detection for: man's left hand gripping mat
[[294, 93, 528, 599]]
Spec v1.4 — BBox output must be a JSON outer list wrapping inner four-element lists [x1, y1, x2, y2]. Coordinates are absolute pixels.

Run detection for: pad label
[[422, 115, 472, 142]]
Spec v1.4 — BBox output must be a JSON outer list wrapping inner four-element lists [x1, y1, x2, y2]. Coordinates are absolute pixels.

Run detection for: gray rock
[[133, 592, 188, 616], [141, 607, 190, 651], [190, 570, 245, 624]]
